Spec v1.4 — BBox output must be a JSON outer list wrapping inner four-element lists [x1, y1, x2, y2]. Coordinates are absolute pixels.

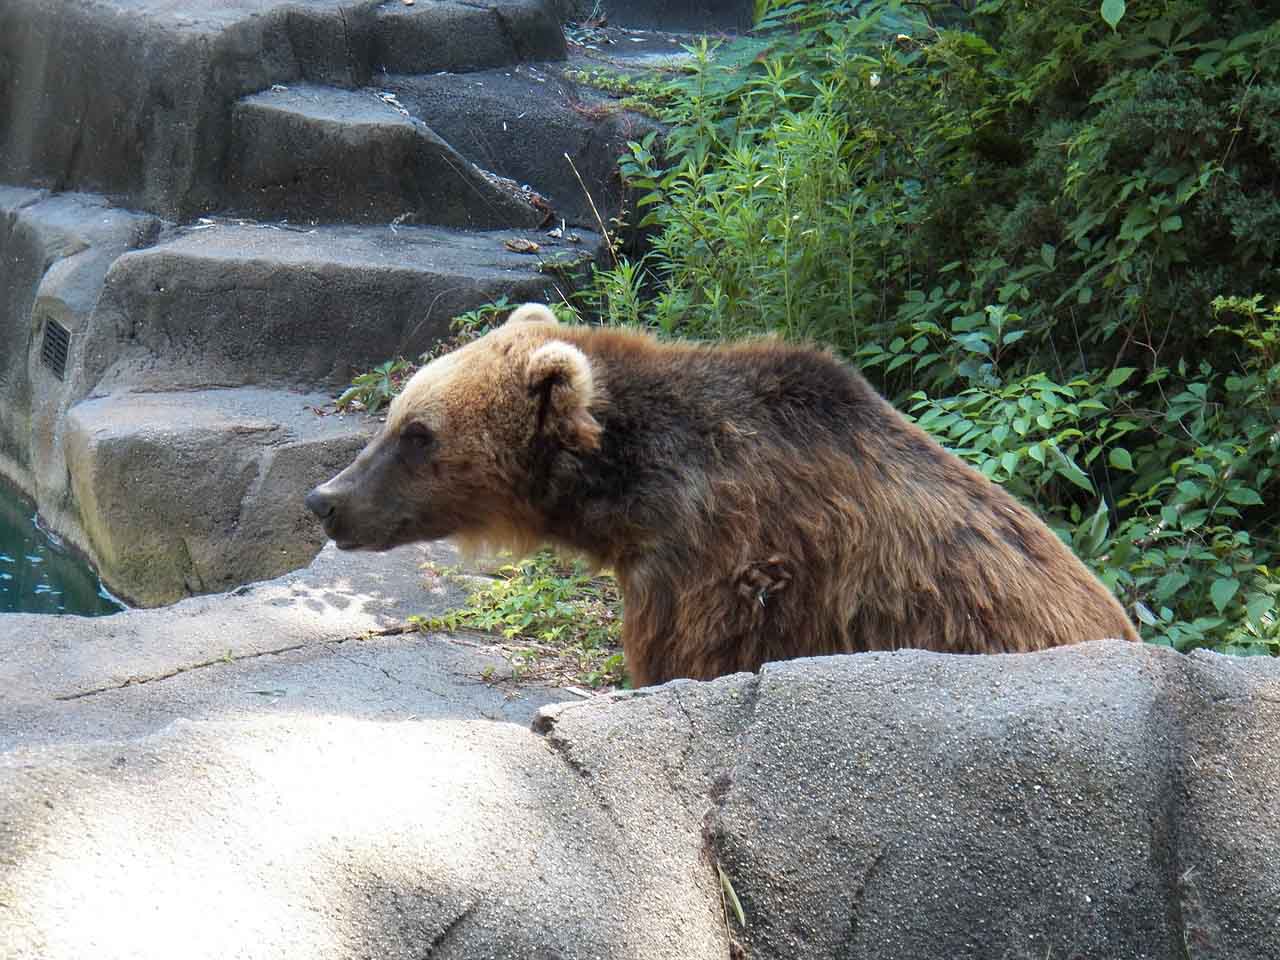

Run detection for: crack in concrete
[[52, 624, 415, 701], [424, 900, 476, 957], [529, 708, 591, 779], [335, 5, 356, 82]]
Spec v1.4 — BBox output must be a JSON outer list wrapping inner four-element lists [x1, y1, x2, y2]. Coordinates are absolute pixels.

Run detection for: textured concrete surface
[[538, 642, 1280, 960], [0, 538, 727, 960], [572, 0, 755, 32], [0, 0, 567, 217], [383, 63, 659, 229], [2, 629, 1277, 959], [228, 84, 545, 227], [0, 540, 568, 750], [63, 388, 377, 606], [82, 221, 587, 394]]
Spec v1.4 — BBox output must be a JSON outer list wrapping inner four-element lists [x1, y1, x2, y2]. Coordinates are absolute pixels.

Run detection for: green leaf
[[1108, 448, 1133, 471], [1160, 215, 1183, 233], [1209, 577, 1240, 613], [1104, 367, 1137, 388], [1225, 487, 1263, 506], [1133, 602, 1158, 627], [1000, 451, 1019, 474], [1246, 594, 1274, 625], [1083, 500, 1110, 556], [718, 865, 747, 927], [1154, 571, 1190, 600]]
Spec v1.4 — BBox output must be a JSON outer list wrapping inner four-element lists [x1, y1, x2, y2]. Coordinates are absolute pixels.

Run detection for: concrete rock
[[0, 715, 728, 960], [0, 539, 567, 749], [63, 388, 376, 606], [2, 636, 1277, 959], [0, 537, 726, 960], [0, 189, 163, 543], [227, 84, 545, 228], [572, 0, 755, 32], [539, 641, 1280, 960], [369, 0, 567, 75], [0, 0, 567, 218], [82, 220, 586, 394], [383, 64, 659, 229]]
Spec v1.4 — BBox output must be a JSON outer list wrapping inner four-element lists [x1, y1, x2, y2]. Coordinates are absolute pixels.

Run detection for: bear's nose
[[305, 487, 335, 520]]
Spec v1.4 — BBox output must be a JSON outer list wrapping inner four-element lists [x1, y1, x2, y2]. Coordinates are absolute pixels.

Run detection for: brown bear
[[306, 304, 1139, 686]]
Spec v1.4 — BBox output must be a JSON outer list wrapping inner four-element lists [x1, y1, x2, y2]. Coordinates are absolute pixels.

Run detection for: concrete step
[[581, 0, 754, 32], [381, 63, 659, 229], [0, 0, 566, 219], [63, 387, 378, 606], [226, 83, 548, 227], [82, 219, 595, 395]]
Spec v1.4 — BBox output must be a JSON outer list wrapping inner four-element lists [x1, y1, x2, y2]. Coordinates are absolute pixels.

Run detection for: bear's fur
[[306, 304, 1139, 686]]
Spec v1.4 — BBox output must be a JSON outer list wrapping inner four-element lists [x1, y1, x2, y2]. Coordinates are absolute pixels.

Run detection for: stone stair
[[84, 220, 589, 394], [226, 84, 547, 227], [0, 0, 752, 605]]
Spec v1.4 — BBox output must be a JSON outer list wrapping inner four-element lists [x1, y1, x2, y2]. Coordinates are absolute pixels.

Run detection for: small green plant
[[335, 358, 416, 414], [562, 68, 671, 118], [417, 551, 626, 688]]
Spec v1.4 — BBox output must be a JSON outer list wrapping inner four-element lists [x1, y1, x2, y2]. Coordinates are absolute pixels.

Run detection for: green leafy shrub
[[591, 0, 1280, 654]]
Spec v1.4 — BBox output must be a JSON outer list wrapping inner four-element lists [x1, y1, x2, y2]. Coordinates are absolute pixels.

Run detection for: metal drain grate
[[40, 318, 70, 380]]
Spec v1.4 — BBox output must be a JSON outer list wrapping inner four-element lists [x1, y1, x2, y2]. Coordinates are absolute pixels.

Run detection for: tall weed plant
[[597, 0, 1280, 654]]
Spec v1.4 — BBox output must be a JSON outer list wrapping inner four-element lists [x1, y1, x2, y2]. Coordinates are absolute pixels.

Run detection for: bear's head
[[305, 304, 603, 552]]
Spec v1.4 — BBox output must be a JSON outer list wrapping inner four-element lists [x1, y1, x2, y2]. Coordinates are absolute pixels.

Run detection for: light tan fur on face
[[386, 313, 559, 436], [378, 308, 597, 556]]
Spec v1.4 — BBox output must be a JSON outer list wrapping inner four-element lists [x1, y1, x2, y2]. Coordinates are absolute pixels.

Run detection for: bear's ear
[[506, 303, 558, 326], [526, 341, 602, 451]]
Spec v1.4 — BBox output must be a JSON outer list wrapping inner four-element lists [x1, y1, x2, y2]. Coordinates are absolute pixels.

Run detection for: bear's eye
[[399, 422, 435, 465]]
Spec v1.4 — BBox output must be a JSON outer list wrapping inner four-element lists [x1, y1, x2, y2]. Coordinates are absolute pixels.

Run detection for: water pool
[[0, 481, 125, 616]]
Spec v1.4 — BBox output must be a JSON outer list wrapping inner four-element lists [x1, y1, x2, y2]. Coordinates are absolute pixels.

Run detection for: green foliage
[[561, 67, 671, 118], [440, 296, 582, 355], [595, 0, 1280, 655], [335, 358, 415, 414], [419, 551, 626, 688]]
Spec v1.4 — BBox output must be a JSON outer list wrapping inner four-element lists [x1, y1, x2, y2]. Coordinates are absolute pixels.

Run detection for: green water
[[0, 481, 125, 616]]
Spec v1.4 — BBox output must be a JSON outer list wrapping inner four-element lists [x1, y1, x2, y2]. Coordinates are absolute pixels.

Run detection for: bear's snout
[[304, 485, 336, 520]]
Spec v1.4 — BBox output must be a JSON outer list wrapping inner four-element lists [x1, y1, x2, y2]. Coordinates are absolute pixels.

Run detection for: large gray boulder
[[1, 633, 1277, 959], [540, 641, 1280, 959]]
